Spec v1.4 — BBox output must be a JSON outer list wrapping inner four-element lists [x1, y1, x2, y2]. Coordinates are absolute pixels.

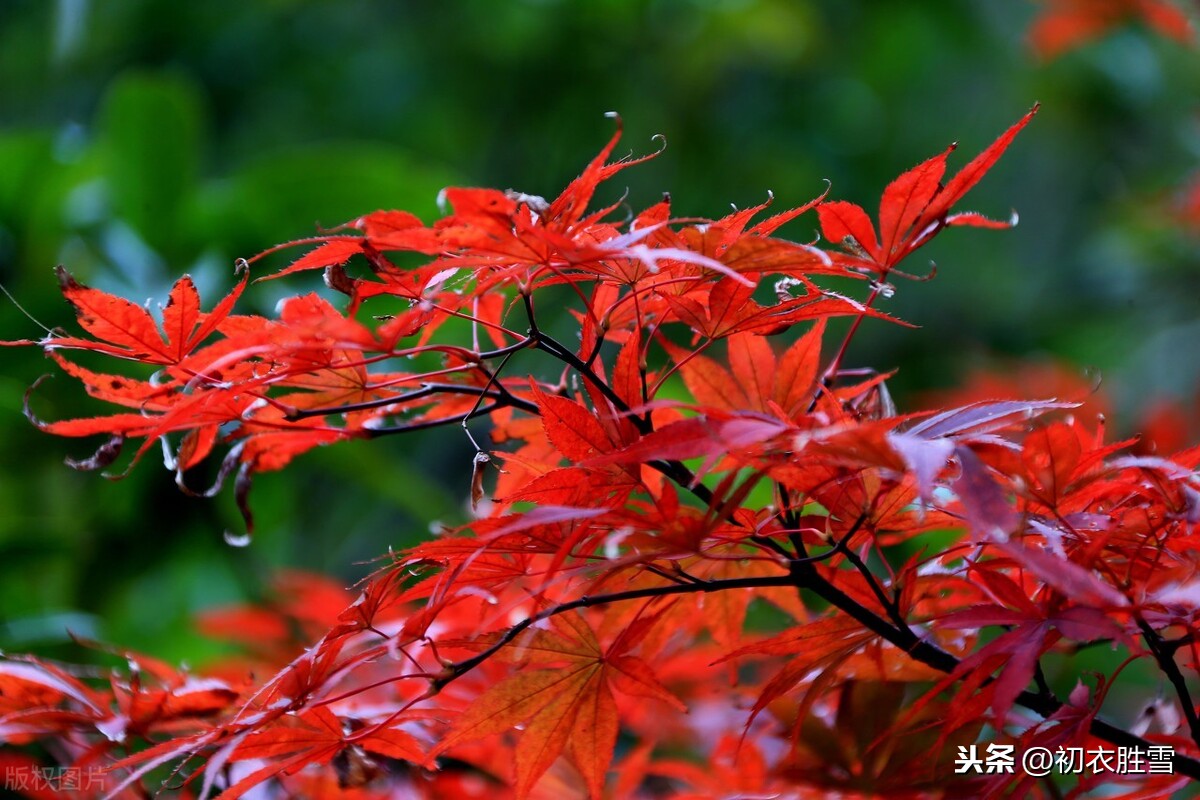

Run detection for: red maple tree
[[4, 107, 1200, 798]]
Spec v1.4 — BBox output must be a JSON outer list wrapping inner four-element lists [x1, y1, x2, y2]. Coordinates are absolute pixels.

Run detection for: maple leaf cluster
[[1028, 0, 1194, 59], [6, 106, 1200, 799]]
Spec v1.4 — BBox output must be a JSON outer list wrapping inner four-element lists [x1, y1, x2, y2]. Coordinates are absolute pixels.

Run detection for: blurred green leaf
[[0, 131, 55, 226], [99, 71, 204, 256], [193, 143, 459, 254]]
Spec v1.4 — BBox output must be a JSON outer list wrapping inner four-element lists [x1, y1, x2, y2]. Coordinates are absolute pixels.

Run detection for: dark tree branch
[[828, 514, 907, 630], [287, 382, 538, 421], [788, 558, 1200, 779], [364, 402, 510, 437], [1138, 617, 1200, 749], [430, 574, 797, 691]]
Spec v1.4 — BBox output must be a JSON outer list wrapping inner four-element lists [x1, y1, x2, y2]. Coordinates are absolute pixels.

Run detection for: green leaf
[[99, 71, 204, 254], [195, 143, 459, 252]]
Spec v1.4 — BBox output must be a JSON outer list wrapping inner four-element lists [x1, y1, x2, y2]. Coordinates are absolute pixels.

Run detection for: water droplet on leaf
[[223, 530, 252, 548]]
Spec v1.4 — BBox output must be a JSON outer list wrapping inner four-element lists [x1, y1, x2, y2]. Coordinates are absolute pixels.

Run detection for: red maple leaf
[[816, 107, 1038, 280], [46, 266, 247, 365], [431, 610, 680, 799], [222, 706, 424, 799]]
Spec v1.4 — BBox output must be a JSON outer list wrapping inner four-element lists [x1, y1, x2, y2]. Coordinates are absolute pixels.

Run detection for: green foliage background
[[1, 0, 1199, 669]]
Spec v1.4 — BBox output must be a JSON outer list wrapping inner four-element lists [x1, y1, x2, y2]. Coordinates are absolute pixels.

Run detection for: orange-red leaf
[[816, 200, 880, 257], [47, 268, 247, 367], [530, 383, 614, 461], [263, 237, 364, 281]]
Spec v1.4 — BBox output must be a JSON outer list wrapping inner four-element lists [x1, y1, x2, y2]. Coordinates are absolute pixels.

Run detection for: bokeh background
[[2, 0, 1199, 668]]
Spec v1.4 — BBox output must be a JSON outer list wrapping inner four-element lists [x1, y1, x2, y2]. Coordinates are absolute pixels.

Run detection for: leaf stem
[[815, 285, 881, 401]]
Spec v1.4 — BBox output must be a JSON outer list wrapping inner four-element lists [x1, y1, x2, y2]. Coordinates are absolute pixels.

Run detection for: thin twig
[[1138, 618, 1200, 749], [430, 574, 797, 691]]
